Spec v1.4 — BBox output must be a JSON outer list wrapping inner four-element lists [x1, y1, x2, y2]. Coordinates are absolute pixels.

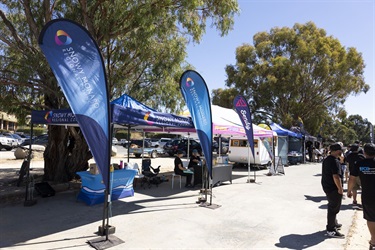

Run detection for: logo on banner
[[44, 111, 53, 123], [55, 30, 72, 46], [240, 110, 252, 130], [144, 111, 154, 125], [185, 77, 194, 87], [58, 40, 100, 110], [235, 98, 247, 107]]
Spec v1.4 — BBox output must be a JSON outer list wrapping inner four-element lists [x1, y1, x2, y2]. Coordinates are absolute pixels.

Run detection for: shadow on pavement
[[0, 189, 197, 248], [6, 235, 96, 249], [275, 230, 327, 249], [304, 195, 326, 203], [319, 203, 358, 211], [305, 195, 359, 211]]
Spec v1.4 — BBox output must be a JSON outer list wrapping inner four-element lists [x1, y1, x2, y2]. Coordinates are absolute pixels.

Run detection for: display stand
[[76, 170, 136, 206]]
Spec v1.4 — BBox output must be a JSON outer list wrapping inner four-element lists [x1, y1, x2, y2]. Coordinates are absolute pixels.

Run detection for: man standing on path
[[321, 143, 345, 238], [348, 143, 375, 250], [345, 144, 365, 205]]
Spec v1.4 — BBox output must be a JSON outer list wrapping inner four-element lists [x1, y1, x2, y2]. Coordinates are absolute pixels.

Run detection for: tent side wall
[[277, 136, 288, 165], [289, 137, 303, 153]]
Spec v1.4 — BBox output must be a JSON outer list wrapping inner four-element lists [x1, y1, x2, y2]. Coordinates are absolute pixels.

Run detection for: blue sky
[[186, 0, 375, 124]]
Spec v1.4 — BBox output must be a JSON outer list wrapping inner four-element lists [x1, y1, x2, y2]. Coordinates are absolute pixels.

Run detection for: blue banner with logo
[[180, 70, 212, 178], [233, 95, 255, 158], [38, 19, 111, 189]]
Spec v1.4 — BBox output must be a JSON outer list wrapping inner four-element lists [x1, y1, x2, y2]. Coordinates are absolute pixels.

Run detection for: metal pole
[[209, 183, 213, 205], [24, 120, 34, 202], [187, 133, 190, 160], [127, 125, 130, 162], [104, 123, 114, 240], [247, 146, 251, 183]]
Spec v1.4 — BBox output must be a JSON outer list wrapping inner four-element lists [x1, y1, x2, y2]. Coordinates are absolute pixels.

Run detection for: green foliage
[[211, 88, 239, 108], [0, 0, 239, 115], [30, 127, 47, 136], [0, 0, 239, 183], [316, 114, 372, 146], [220, 22, 369, 135], [114, 130, 129, 140], [343, 115, 372, 143]]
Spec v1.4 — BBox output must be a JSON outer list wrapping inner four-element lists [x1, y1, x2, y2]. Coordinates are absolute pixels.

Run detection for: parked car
[[156, 138, 172, 148], [119, 139, 128, 146], [149, 138, 160, 147], [11, 133, 25, 145], [164, 138, 202, 157], [112, 137, 119, 145], [15, 132, 30, 138], [125, 139, 152, 148], [2, 133, 22, 146], [0, 134, 17, 151], [150, 138, 171, 148], [20, 134, 48, 147]]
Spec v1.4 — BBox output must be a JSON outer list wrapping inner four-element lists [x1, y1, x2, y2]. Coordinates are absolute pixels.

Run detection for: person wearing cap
[[174, 150, 193, 188], [345, 144, 365, 205], [348, 143, 375, 249], [321, 143, 345, 238]]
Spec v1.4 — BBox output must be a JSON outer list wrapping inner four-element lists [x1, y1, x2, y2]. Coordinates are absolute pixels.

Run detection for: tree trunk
[[44, 126, 92, 183]]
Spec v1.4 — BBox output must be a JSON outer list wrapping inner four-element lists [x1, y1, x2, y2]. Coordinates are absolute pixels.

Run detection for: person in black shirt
[[189, 149, 202, 187], [348, 143, 375, 249], [321, 143, 344, 238], [307, 141, 313, 162], [174, 150, 193, 188], [345, 144, 365, 205], [188, 149, 201, 168]]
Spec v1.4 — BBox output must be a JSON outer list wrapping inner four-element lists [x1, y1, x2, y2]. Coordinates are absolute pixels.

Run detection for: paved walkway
[[0, 152, 371, 249]]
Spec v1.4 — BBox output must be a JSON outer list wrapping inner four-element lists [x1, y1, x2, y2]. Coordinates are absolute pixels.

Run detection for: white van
[[228, 136, 277, 167]]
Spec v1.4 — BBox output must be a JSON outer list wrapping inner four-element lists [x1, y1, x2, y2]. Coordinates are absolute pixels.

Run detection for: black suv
[[164, 138, 202, 157], [20, 134, 49, 147]]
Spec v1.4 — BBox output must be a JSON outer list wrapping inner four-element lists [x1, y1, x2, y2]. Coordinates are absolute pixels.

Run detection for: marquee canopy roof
[[270, 123, 302, 138], [31, 94, 274, 138]]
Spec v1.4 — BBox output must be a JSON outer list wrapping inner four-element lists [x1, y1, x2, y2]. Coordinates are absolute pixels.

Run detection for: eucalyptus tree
[[343, 115, 372, 143], [211, 88, 239, 109], [221, 22, 369, 135], [0, 0, 239, 182]]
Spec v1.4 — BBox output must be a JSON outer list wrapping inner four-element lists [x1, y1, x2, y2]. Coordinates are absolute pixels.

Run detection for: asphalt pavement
[[0, 147, 371, 249]]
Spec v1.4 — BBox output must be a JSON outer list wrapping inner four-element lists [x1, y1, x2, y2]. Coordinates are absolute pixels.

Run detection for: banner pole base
[[199, 202, 221, 209], [98, 225, 116, 236], [87, 234, 124, 249]]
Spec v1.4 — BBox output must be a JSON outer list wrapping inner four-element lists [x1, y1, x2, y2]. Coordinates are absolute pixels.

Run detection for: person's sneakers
[[353, 200, 358, 205], [327, 230, 345, 238], [335, 223, 342, 230]]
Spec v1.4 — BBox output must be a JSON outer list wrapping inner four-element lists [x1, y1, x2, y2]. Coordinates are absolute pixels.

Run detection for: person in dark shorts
[[348, 143, 375, 249], [345, 144, 365, 205], [321, 143, 344, 238], [174, 150, 193, 188]]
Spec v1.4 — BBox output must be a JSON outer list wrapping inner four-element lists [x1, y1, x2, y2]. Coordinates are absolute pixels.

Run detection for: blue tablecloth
[[76, 169, 137, 205]]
